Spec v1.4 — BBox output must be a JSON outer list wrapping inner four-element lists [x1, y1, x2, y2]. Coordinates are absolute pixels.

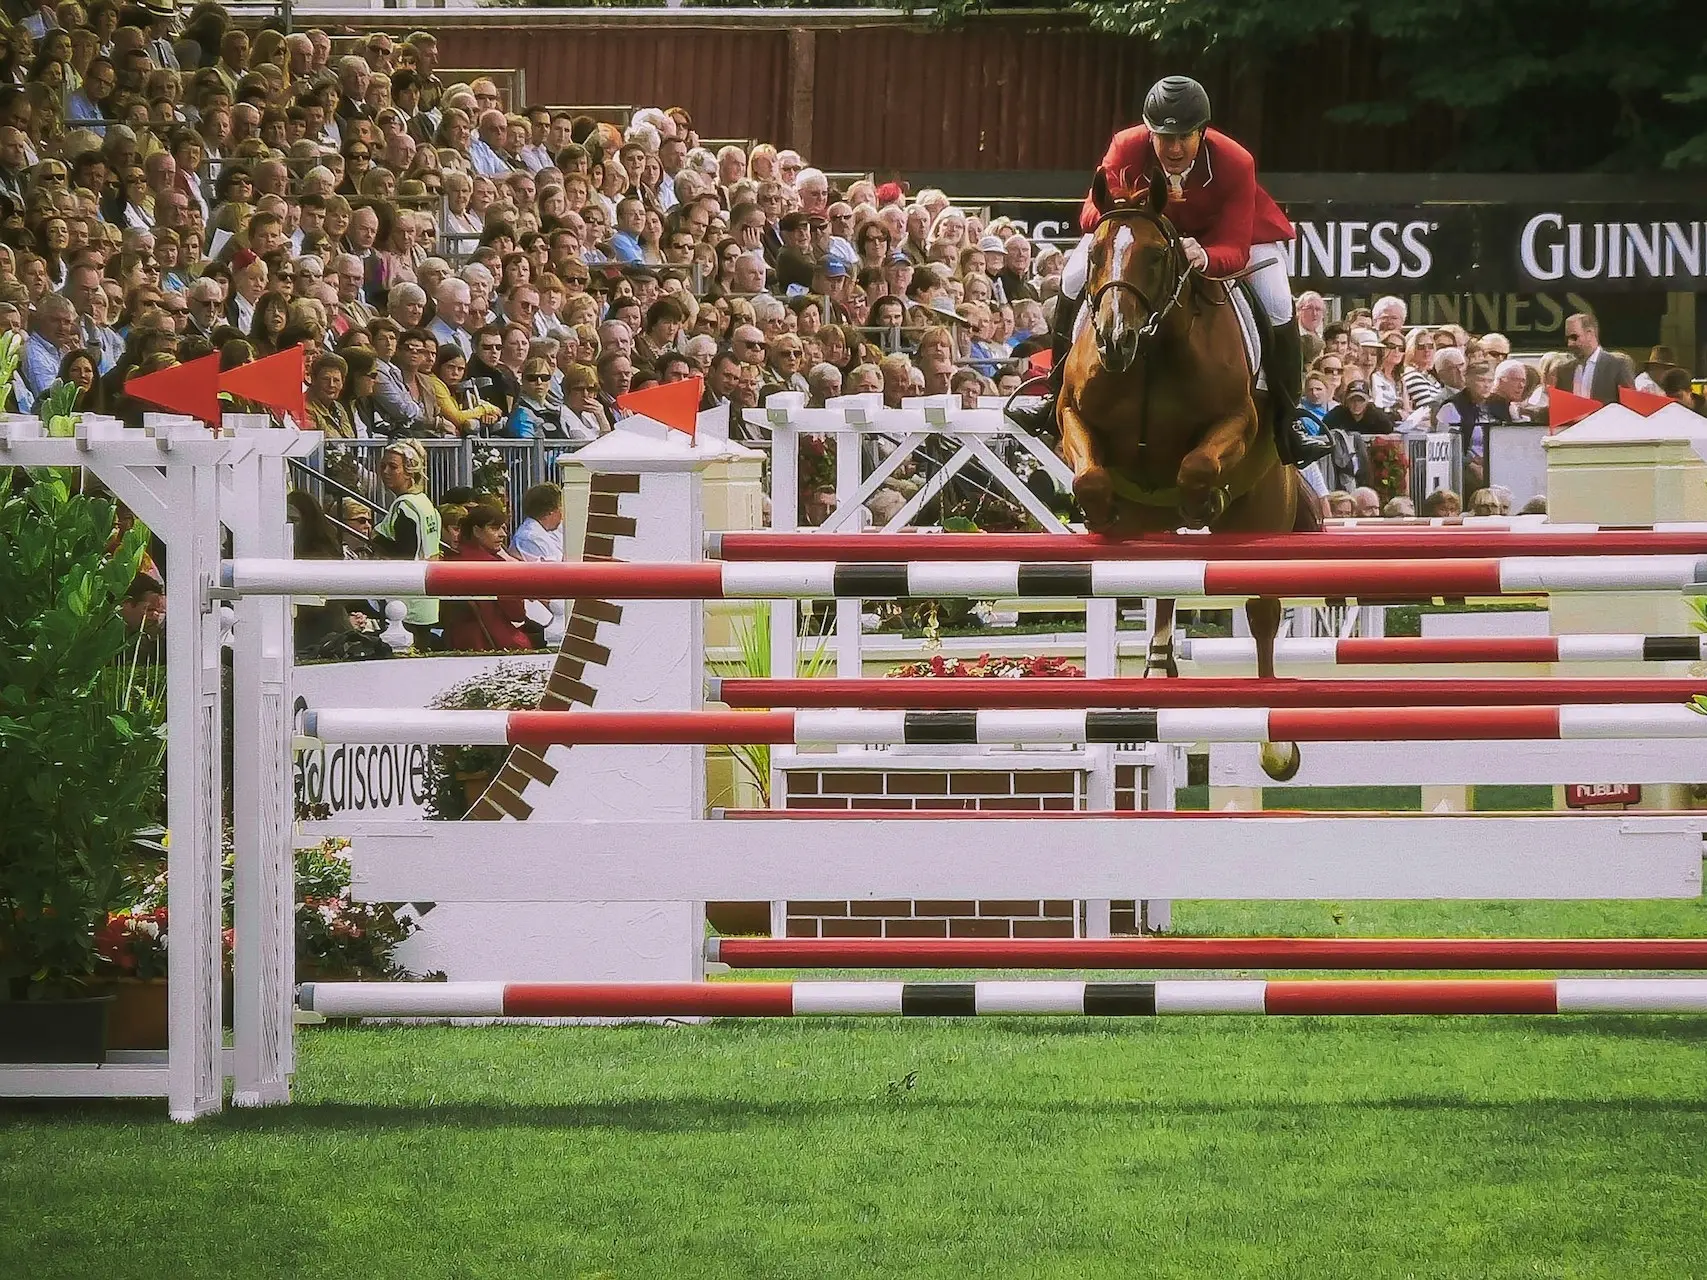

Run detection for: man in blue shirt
[[607, 197, 647, 264], [23, 295, 83, 402], [468, 110, 512, 177]]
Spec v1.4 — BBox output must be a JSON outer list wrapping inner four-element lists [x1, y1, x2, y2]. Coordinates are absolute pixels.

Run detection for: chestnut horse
[[1058, 183, 1319, 779]]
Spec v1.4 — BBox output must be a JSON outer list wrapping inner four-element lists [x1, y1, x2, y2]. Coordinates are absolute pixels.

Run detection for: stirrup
[[1006, 387, 1058, 436], [1288, 423, 1332, 466]]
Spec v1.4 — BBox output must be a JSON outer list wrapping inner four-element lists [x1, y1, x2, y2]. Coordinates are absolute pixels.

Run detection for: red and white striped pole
[[706, 936, 1707, 970], [710, 676, 1707, 711], [224, 554, 1707, 601], [1182, 635, 1707, 667], [708, 529, 1707, 562], [296, 978, 1707, 1019], [299, 703, 1707, 747]]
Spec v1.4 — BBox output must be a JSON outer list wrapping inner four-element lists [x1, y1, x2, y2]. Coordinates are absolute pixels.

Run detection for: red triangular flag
[[1618, 384, 1673, 417], [616, 374, 701, 438], [126, 351, 221, 424], [1026, 349, 1055, 378], [1546, 387, 1602, 433], [220, 344, 307, 426]]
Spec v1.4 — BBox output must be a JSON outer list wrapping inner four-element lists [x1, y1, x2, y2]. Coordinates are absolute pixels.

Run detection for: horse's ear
[[1143, 171, 1168, 216], [1090, 167, 1113, 213]]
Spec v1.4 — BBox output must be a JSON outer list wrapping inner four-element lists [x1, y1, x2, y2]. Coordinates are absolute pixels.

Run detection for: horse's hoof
[[1180, 490, 1227, 530], [1074, 471, 1116, 531], [1259, 740, 1302, 782]]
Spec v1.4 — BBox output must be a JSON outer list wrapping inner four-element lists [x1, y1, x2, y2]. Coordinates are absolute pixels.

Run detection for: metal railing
[[290, 435, 587, 517]]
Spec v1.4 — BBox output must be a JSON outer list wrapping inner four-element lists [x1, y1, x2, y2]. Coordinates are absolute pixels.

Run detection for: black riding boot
[[1005, 290, 1083, 438], [1268, 316, 1332, 467]]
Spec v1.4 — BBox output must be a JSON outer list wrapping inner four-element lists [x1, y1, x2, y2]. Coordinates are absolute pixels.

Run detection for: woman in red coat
[[441, 505, 535, 652], [1011, 76, 1328, 467]]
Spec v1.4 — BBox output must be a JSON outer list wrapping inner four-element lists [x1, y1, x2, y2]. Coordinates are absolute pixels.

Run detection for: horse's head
[[1086, 180, 1186, 375]]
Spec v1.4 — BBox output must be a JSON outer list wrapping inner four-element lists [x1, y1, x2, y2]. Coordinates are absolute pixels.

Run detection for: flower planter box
[[104, 979, 168, 1051], [93, 976, 237, 1051], [0, 995, 114, 1063]]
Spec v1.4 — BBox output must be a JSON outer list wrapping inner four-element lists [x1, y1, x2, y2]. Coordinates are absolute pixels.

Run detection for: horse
[[1056, 179, 1320, 780]]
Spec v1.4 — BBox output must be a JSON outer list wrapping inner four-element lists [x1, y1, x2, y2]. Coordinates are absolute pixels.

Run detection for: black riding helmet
[[1142, 76, 1211, 136]]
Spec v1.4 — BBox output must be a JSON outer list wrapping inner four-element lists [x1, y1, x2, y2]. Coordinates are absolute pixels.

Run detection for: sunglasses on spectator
[[1320, 363, 1342, 373], [523, 373, 551, 382], [348, 150, 370, 161]]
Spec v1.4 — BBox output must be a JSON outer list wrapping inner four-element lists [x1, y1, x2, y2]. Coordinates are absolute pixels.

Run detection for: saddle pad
[[1227, 279, 1267, 391]]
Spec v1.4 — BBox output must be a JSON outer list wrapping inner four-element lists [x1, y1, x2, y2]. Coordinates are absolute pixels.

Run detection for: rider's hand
[[1180, 237, 1209, 272]]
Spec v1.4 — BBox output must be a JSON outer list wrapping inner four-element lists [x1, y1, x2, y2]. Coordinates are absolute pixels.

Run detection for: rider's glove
[[1180, 237, 1210, 272]]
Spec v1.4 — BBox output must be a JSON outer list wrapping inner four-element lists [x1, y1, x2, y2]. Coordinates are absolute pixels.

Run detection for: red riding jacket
[[1078, 126, 1294, 278]]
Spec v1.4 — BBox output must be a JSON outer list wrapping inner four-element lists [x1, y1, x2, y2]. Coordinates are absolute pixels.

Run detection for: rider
[[1012, 75, 1331, 468]]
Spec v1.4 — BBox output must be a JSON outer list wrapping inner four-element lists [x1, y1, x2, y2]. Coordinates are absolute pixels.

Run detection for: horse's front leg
[[1177, 403, 1257, 527], [1060, 396, 1115, 532]]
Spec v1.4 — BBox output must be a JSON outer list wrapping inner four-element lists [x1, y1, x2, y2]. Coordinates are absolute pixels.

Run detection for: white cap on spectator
[[977, 235, 1005, 253]]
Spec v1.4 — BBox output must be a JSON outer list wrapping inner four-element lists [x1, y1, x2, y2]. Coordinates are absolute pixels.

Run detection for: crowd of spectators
[[1292, 293, 1701, 513], [0, 3, 1064, 444]]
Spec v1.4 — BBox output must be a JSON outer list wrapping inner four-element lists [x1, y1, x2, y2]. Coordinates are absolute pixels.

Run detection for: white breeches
[[1064, 232, 1295, 326], [1246, 241, 1294, 324], [1061, 232, 1094, 302]]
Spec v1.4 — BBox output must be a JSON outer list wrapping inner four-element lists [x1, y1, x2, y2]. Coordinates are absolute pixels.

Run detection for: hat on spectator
[[875, 182, 905, 206], [142, 0, 176, 15], [778, 211, 809, 233], [821, 257, 849, 278], [1645, 345, 1680, 370], [977, 235, 1005, 253], [1352, 327, 1382, 348], [1343, 379, 1371, 401], [888, 249, 911, 265], [928, 298, 970, 326]]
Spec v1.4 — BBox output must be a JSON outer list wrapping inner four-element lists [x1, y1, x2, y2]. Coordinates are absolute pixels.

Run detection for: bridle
[[1086, 204, 1192, 367]]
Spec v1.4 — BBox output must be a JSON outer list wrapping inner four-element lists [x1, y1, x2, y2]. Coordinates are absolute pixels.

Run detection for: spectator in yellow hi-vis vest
[[374, 439, 442, 647]]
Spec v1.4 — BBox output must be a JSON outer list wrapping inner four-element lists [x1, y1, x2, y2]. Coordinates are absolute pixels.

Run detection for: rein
[[1087, 207, 1193, 352]]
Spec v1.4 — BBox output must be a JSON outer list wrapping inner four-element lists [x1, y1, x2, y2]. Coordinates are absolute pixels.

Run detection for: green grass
[[4, 899, 1707, 1278]]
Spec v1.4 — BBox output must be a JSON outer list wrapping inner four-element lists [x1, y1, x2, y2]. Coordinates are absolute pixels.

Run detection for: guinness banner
[[993, 201, 1707, 293]]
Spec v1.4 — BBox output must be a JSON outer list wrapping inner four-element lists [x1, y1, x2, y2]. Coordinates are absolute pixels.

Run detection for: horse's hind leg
[[1146, 598, 1179, 677], [1247, 594, 1301, 781]]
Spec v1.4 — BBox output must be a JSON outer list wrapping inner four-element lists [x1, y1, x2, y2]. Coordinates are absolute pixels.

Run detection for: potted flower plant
[[421, 664, 549, 819], [0, 470, 165, 1062], [295, 838, 421, 981]]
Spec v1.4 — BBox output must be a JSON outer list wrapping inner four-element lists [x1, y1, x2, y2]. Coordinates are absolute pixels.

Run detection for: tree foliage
[[940, 0, 1707, 171]]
